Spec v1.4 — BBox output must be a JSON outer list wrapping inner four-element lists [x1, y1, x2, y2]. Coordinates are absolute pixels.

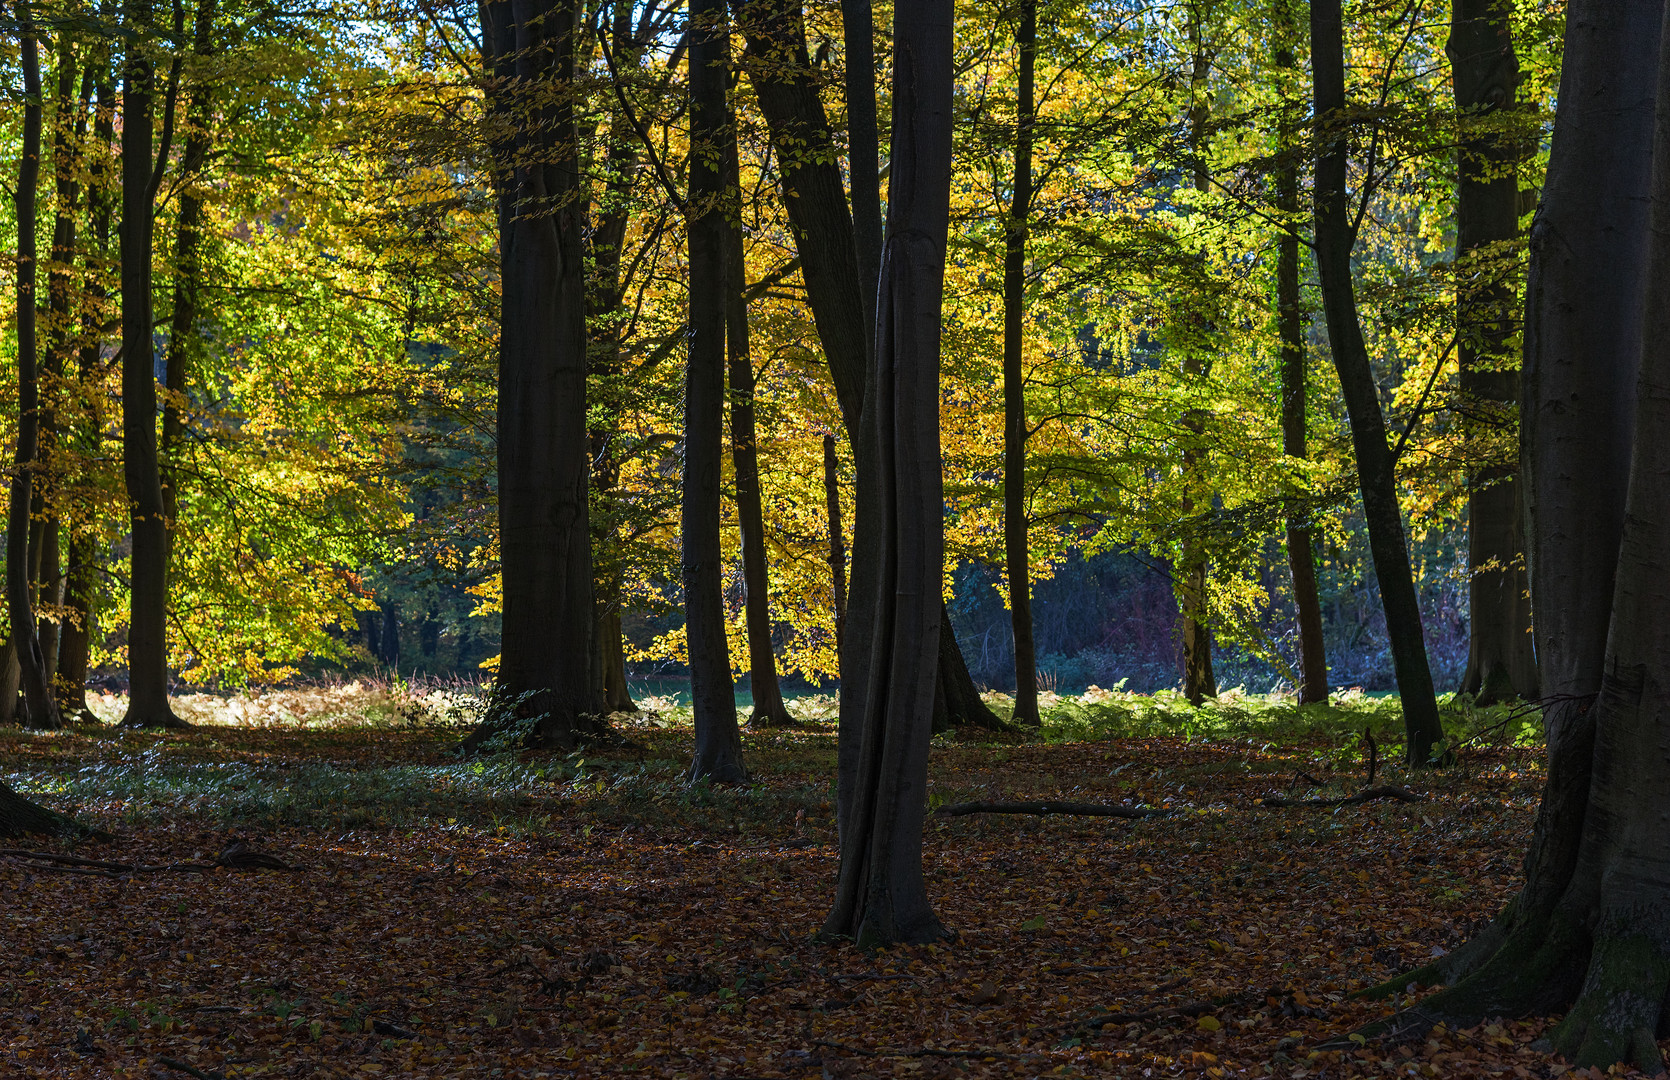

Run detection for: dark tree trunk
[[822, 0, 954, 949], [1450, 0, 1538, 706], [724, 118, 792, 730], [839, 0, 882, 329], [118, 0, 185, 729], [742, 0, 1004, 740], [1178, 12, 1216, 707], [8, 12, 63, 732], [685, 0, 747, 782], [36, 525, 61, 686], [1003, 0, 1040, 727], [463, 0, 601, 752], [0, 779, 74, 839], [0, 641, 20, 726], [161, 0, 218, 569], [1275, 8, 1328, 705], [1357, 3, 1665, 1068], [1311, 0, 1441, 763], [379, 601, 399, 668], [57, 534, 99, 723], [823, 433, 848, 653]]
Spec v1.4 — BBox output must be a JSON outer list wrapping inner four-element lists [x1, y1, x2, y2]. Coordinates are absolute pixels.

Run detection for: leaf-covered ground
[[1, 687, 1627, 1078]]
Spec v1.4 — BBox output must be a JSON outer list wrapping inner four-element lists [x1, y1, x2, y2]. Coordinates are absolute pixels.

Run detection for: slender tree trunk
[[463, 0, 601, 752], [1311, 0, 1441, 763], [1275, 6, 1328, 705], [840, 0, 882, 330], [1003, 0, 1040, 725], [8, 11, 62, 732], [685, 0, 747, 782], [57, 535, 98, 723], [0, 642, 19, 725], [1450, 0, 1538, 705], [823, 0, 954, 949], [823, 433, 848, 653], [118, 0, 185, 729], [1359, 2, 1663, 1062], [725, 134, 793, 729]]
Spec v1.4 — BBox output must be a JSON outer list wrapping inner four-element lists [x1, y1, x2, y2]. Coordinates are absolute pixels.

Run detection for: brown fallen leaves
[[0, 716, 1641, 1078]]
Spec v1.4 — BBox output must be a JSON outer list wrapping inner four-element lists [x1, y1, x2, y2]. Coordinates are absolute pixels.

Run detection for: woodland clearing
[[0, 685, 1593, 1079]]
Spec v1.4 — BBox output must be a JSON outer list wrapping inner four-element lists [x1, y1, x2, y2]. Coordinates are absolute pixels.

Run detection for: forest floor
[[0, 684, 1619, 1078]]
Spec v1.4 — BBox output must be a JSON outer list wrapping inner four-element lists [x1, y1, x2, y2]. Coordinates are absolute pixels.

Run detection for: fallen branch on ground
[[1, 842, 298, 879], [1256, 786, 1422, 808], [934, 800, 1173, 819]]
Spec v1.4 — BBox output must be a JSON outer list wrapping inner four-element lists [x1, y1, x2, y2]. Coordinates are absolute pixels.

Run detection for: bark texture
[[822, 0, 954, 949], [1355, 4, 1670, 1069], [1311, 0, 1440, 763], [0, 779, 74, 839], [8, 12, 63, 731], [1003, 0, 1040, 726], [465, 0, 601, 751], [685, 0, 747, 782], [1450, 0, 1537, 705], [823, 434, 848, 653], [118, 0, 185, 729]]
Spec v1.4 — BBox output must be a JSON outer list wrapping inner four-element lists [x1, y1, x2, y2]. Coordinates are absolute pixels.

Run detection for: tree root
[[934, 799, 1172, 819], [1257, 785, 1422, 808], [1, 841, 297, 878]]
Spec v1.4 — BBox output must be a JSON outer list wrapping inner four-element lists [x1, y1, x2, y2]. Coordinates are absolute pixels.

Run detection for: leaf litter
[[0, 700, 1631, 1078]]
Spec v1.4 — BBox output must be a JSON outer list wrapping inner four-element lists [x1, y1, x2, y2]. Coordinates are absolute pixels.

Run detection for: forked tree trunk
[[1274, 4, 1328, 705], [1311, 0, 1441, 763], [822, 0, 954, 949], [725, 120, 793, 730], [463, 0, 601, 752], [685, 0, 747, 782], [1003, 0, 1040, 726], [1357, 2, 1666, 1069], [118, 0, 185, 729], [8, 12, 63, 732], [1450, 0, 1538, 705]]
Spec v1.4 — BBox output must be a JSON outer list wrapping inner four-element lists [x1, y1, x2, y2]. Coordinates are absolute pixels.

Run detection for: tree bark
[[56, 535, 98, 723], [1003, 0, 1040, 726], [823, 433, 848, 654], [685, 0, 747, 782], [463, 0, 601, 752], [1275, 7, 1328, 705], [822, 0, 954, 948], [741, 0, 1004, 739], [0, 779, 74, 839], [8, 10, 63, 732], [1311, 0, 1441, 763], [0, 641, 20, 726], [1356, 2, 1664, 1066], [118, 0, 185, 729], [1449, 0, 1538, 705]]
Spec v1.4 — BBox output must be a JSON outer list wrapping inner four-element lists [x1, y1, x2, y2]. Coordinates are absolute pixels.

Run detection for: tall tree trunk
[[0, 642, 19, 725], [161, 0, 218, 572], [463, 0, 600, 752], [823, 433, 848, 653], [685, 0, 747, 782], [822, 0, 955, 948], [725, 125, 793, 729], [1311, 0, 1441, 763], [1275, 3, 1328, 705], [1178, 8, 1217, 706], [118, 0, 185, 729], [1450, 0, 1538, 705], [57, 535, 98, 723], [1003, 0, 1040, 726], [8, 10, 63, 732], [741, 0, 1004, 740], [1358, 1, 1663, 1062]]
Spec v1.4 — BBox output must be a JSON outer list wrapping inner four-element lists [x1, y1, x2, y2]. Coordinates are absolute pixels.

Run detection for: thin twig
[[935, 800, 1173, 819]]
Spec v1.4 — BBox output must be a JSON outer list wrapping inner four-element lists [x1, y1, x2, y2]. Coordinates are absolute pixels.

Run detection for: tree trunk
[[724, 116, 792, 730], [161, 0, 218, 572], [822, 0, 954, 949], [463, 0, 601, 752], [685, 0, 747, 782], [8, 12, 63, 732], [0, 641, 20, 726], [118, 0, 185, 729], [1275, 7, 1328, 705], [1357, 2, 1664, 1067], [1450, 0, 1538, 706], [0, 779, 74, 839], [742, 0, 1004, 740], [599, 608, 633, 713], [823, 433, 848, 654], [1311, 0, 1441, 763], [56, 534, 99, 723], [1003, 0, 1040, 726], [379, 601, 399, 668]]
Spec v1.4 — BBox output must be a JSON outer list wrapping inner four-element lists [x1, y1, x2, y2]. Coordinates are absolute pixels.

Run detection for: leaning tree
[[1361, 0, 1670, 1070]]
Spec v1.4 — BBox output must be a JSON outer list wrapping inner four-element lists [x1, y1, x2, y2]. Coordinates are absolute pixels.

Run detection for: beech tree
[[1362, 0, 1670, 1068], [822, 0, 955, 948]]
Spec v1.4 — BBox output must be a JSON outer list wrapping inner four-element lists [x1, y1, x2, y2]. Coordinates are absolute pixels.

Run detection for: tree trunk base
[[0, 783, 79, 839], [117, 708, 190, 730], [745, 705, 798, 729]]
